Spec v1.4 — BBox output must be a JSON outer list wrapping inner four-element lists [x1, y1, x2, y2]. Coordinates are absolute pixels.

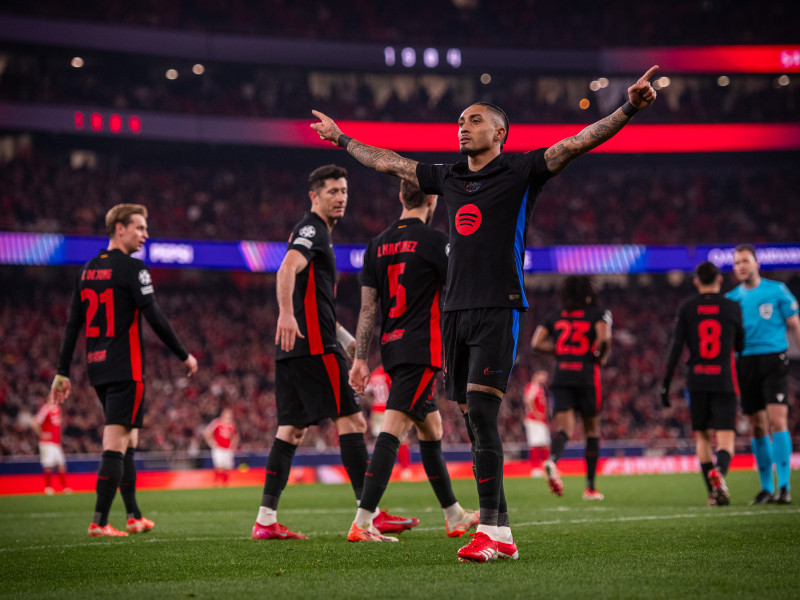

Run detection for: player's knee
[[336, 412, 367, 435]]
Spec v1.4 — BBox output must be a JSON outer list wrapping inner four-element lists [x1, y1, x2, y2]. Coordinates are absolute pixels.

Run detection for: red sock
[[397, 443, 411, 470], [59, 472, 68, 488], [43, 471, 52, 488]]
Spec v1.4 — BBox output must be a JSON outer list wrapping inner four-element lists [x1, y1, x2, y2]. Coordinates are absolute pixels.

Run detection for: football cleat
[[88, 523, 129, 537], [707, 494, 718, 507], [445, 509, 481, 538], [496, 538, 519, 560], [750, 490, 775, 505], [543, 460, 564, 497], [457, 532, 498, 563], [707, 469, 729, 506], [775, 487, 792, 505], [44, 487, 54, 495], [582, 488, 605, 501], [126, 517, 155, 533], [251, 521, 309, 540], [373, 509, 419, 534], [347, 522, 399, 542]]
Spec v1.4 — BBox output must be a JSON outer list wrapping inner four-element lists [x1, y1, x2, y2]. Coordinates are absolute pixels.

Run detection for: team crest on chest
[[465, 181, 482, 192], [758, 303, 773, 319]]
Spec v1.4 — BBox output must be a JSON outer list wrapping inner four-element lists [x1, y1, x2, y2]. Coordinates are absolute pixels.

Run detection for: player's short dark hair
[[105, 203, 148, 237], [308, 164, 348, 191], [695, 261, 720, 285], [734, 243, 757, 260], [400, 180, 427, 210], [474, 102, 509, 150], [560, 275, 597, 310]]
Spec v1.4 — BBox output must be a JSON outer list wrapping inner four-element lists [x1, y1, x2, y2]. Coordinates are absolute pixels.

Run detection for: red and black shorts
[[687, 390, 737, 431], [386, 364, 440, 422], [276, 352, 361, 427], [551, 385, 601, 417], [442, 307, 524, 403], [94, 381, 146, 428], [736, 353, 789, 416]]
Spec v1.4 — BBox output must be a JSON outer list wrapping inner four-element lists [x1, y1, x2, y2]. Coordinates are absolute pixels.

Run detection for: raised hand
[[628, 65, 659, 110], [310, 110, 343, 146]]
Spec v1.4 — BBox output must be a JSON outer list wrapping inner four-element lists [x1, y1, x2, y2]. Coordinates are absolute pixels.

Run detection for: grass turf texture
[[1, 472, 798, 599]]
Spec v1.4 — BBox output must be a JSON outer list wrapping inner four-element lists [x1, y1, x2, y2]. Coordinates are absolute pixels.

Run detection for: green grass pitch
[[1, 472, 799, 599]]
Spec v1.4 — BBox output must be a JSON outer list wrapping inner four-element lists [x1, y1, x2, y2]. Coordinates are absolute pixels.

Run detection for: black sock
[[716, 450, 732, 476], [359, 432, 400, 513], [339, 432, 368, 502], [119, 448, 142, 520], [462, 412, 477, 482], [585, 437, 599, 490], [498, 481, 509, 527], [550, 430, 568, 463], [94, 450, 124, 527], [700, 461, 714, 493], [466, 390, 503, 526], [419, 439, 457, 508], [261, 438, 297, 509]]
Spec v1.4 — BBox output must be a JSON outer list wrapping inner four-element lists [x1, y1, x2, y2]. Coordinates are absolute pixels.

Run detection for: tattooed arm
[[348, 286, 379, 394], [311, 110, 420, 187], [544, 65, 659, 174]]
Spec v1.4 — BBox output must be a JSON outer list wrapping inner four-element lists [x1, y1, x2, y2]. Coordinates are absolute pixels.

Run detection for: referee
[[726, 244, 800, 504]]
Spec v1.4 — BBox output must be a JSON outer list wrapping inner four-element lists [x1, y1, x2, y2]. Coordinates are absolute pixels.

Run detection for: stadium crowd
[[1, 0, 796, 49], [2, 267, 798, 457], [3, 149, 799, 247]]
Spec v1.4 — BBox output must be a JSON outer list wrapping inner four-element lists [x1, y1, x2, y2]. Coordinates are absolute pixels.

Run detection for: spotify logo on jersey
[[455, 204, 482, 235]]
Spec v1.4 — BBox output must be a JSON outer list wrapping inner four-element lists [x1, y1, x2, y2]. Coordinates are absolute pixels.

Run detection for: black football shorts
[[442, 307, 525, 402], [276, 352, 361, 427], [736, 353, 789, 416], [385, 364, 439, 422], [551, 385, 601, 417], [94, 381, 145, 428], [688, 391, 737, 431]]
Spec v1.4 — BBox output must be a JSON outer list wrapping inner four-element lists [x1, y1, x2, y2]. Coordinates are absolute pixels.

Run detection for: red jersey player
[[523, 370, 551, 477], [33, 399, 70, 494], [204, 408, 239, 485]]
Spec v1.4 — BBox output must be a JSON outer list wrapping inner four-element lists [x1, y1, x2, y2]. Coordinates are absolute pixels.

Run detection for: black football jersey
[[277, 212, 340, 360], [361, 218, 448, 370], [60, 249, 155, 385], [416, 151, 553, 311], [665, 293, 744, 393], [543, 306, 612, 387]]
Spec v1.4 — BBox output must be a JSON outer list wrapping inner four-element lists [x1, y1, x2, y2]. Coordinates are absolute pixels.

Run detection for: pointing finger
[[639, 65, 659, 83]]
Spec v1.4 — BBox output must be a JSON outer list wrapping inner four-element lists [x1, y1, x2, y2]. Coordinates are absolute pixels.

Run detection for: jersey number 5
[[387, 263, 407, 318], [697, 318, 721, 359], [81, 288, 115, 338], [554, 320, 591, 356]]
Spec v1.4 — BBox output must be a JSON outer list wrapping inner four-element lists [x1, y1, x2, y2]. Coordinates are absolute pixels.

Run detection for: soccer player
[[252, 164, 409, 540], [661, 261, 744, 506], [203, 408, 239, 486], [32, 397, 70, 495], [347, 180, 479, 543], [51, 203, 198, 537], [726, 244, 800, 504], [365, 366, 412, 479], [531, 276, 612, 501], [312, 65, 658, 562], [523, 370, 551, 477]]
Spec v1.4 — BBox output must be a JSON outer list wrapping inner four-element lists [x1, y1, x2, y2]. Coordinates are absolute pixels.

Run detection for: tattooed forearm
[[354, 287, 379, 360], [348, 141, 419, 186], [545, 107, 632, 174]]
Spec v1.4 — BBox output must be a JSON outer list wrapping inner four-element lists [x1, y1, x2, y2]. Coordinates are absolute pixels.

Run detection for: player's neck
[[107, 239, 133, 255], [311, 208, 337, 231], [466, 148, 501, 172], [400, 207, 427, 223], [743, 274, 761, 289]]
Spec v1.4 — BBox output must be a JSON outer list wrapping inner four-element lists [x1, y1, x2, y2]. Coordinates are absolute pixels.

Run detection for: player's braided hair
[[474, 102, 510, 150], [560, 275, 598, 310]]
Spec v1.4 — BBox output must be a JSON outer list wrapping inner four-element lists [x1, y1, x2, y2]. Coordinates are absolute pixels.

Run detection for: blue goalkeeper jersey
[[726, 278, 798, 356]]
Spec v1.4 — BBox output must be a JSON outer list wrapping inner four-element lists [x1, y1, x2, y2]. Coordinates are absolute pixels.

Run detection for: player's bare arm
[[531, 325, 555, 354], [275, 249, 308, 352], [545, 65, 659, 174], [349, 286, 379, 394], [594, 320, 612, 366], [311, 110, 420, 186]]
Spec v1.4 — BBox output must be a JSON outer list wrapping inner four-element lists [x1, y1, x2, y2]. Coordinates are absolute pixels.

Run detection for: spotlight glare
[[192, 64, 205, 75], [717, 75, 730, 87], [166, 69, 179, 80], [71, 57, 84, 68], [480, 73, 492, 85]]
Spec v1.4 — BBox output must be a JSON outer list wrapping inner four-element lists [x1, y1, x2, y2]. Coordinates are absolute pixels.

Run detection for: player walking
[[661, 261, 743, 505], [204, 408, 239, 486], [33, 398, 70, 495], [531, 276, 612, 500], [51, 203, 198, 537], [312, 65, 658, 561], [347, 181, 479, 542]]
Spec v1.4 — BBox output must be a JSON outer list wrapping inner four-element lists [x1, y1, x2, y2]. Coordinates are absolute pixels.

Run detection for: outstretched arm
[[311, 110, 420, 186], [544, 66, 659, 174], [531, 325, 554, 354]]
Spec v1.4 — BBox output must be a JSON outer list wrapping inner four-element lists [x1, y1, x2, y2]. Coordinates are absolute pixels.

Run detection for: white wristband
[[336, 324, 355, 348]]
